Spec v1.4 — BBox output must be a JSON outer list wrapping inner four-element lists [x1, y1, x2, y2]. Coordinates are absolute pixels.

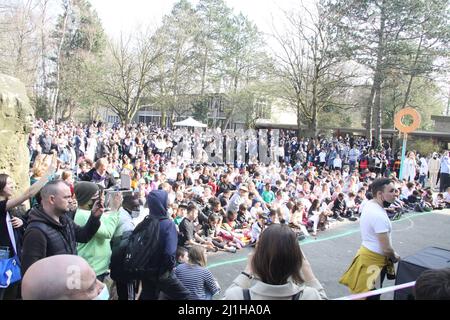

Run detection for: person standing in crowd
[[174, 246, 220, 300], [439, 151, 450, 192], [224, 224, 327, 300], [110, 193, 141, 300], [21, 180, 104, 274], [0, 157, 56, 300], [81, 158, 116, 189], [139, 190, 190, 300], [402, 151, 417, 182], [340, 178, 400, 298], [38, 130, 52, 155], [418, 156, 428, 188], [73, 182, 122, 282], [348, 145, 360, 173], [428, 153, 441, 191]]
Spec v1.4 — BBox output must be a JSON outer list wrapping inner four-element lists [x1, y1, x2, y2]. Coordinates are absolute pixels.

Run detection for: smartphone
[[103, 190, 112, 211], [104, 190, 132, 211]]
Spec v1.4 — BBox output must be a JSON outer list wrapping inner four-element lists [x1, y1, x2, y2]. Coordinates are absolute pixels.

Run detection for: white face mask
[[93, 283, 110, 300], [131, 210, 140, 219]]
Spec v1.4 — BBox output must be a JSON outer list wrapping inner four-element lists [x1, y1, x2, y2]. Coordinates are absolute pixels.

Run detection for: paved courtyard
[[207, 209, 450, 299]]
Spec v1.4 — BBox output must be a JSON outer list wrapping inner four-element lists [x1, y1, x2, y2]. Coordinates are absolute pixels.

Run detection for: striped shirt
[[175, 263, 220, 300]]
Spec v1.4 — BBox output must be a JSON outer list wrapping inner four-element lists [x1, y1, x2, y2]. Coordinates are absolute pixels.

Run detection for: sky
[[89, 0, 307, 38]]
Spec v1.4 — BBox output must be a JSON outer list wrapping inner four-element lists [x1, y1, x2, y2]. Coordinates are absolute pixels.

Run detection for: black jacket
[[80, 168, 116, 189], [21, 206, 101, 275]]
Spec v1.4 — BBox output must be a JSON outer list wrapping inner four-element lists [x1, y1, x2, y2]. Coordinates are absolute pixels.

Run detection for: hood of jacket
[[147, 189, 169, 218]]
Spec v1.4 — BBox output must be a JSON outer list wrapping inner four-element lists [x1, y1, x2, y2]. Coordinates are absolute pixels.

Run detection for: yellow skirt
[[339, 246, 389, 294]]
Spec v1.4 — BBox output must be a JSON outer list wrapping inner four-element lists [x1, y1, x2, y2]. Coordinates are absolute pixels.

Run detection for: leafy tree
[[326, 0, 450, 147], [51, 0, 106, 121], [153, 0, 200, 125], [192, 99, 209, 123]]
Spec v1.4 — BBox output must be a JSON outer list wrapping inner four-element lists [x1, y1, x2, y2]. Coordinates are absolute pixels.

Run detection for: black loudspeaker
[[394, 246, 450, 300]]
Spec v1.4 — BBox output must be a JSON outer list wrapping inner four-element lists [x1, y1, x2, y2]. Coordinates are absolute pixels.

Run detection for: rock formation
[[0, 74, 34, 206]]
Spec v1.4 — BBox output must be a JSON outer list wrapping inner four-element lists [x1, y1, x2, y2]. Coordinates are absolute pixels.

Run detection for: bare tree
[[97, 30, 163, 124], [49, 0, 70, 122], [272, 2, 355, 137], [0, 0, 40, 88]]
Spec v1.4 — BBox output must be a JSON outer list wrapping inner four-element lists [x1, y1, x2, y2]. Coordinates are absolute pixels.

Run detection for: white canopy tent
[[173, 117, 207, 128]]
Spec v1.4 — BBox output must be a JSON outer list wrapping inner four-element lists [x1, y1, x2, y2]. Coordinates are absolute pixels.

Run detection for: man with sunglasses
[[340, 178, 400, 298]]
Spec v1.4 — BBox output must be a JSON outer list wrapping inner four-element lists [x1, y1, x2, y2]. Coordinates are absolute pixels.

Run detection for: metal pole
[[398, 133, 408, 180]]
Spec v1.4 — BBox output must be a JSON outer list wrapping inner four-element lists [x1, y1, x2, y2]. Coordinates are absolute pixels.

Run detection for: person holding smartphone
[[74, 182, 122, 282]]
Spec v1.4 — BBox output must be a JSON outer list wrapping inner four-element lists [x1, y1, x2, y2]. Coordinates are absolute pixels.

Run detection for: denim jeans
[[418, 174, 426, 188]]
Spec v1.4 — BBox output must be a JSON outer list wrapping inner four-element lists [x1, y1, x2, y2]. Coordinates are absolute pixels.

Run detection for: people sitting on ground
[[201, 214, 237, 253], [331, 193, 347, 222], [433, 193, 446, 210], [178, 203, 216, 251], [250, 212, 266, 245]]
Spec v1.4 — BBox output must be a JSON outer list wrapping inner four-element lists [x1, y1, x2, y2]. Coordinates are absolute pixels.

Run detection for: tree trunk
[[446, 86, 450, 116], [297, 98, 302, 139], [365, 84, 376, 143], [402, 34, 423, 109], [52, 0, 70, 122], [200, 46, 208, 96], [374, 87, 383, 148], [311, 66, 319, 138], [40, 0, 48, 103], [161, 108, 166, 127], [372, 1, 386, 149]]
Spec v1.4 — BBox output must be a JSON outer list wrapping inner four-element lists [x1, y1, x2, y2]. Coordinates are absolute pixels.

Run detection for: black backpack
[[110, 215, 167, 281]]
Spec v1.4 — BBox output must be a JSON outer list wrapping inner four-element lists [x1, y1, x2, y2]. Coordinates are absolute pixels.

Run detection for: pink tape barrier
[[334, 281, 416, 300]]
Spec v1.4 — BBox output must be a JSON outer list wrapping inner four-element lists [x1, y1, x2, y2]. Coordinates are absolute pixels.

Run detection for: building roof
[[254, 119, 450, 139]]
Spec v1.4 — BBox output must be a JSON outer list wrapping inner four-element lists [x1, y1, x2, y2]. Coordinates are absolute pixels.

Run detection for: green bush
[[407, 138, 441, 156]]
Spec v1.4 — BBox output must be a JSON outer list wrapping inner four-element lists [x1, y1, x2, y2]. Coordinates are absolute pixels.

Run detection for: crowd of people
[[1, 119, 450, 300]]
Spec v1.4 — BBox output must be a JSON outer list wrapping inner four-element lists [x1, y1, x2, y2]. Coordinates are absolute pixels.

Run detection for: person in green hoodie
[[74, 182, 122, 282]]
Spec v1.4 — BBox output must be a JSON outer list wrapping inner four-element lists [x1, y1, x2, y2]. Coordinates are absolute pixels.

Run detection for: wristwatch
[[241, 271, 253, 279]]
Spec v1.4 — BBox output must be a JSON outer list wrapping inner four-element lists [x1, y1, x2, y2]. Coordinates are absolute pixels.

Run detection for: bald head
[[22, 255, 103, 300]]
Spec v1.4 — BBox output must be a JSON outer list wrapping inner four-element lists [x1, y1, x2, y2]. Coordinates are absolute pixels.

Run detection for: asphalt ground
[[207, 208, 450, 300]]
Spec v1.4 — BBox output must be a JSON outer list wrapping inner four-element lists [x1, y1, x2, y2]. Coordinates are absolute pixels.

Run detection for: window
[[107, 115, 119, 123]]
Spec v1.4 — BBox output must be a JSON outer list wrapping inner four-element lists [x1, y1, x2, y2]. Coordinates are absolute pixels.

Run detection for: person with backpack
[[137, 190, 189, 300], [224, 224, 327, 300], [110, 193, 140, 300]]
